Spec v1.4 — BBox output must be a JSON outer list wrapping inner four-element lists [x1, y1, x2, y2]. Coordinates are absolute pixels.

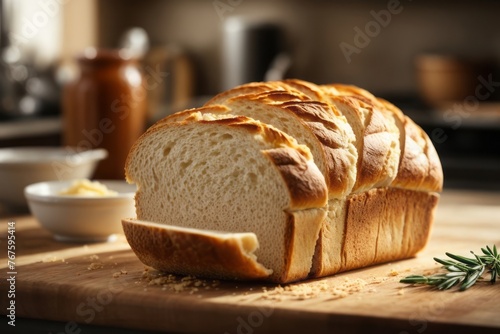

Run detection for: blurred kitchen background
[[1, 0, 500, 190]]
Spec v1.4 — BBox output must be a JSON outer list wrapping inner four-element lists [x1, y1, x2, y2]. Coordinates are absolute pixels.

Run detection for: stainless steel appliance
[[221, 16, 285, 91]]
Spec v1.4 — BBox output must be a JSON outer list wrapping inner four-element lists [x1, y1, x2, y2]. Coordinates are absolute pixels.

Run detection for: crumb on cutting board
[[41, 255, 66, 263], [141, 269, 220, 295], [259, 277, 369, 302], [388, 269, 399, 277], [112, 270, 128, 278], [88, 262, 104, 270]]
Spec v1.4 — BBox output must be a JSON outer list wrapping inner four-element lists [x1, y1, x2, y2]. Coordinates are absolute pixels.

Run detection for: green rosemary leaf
[[434, 258, 471, 272], [460, 267, 484, 291], [445, 265, 464, 272], [445, 252, 479, 266], [471, 252, 485, 265], [482, 247, 490, 256], [445, 271, 466, 278], [433, 257, 454, 266], [437, 276, 461, 290], [435, 259, 471, 273], [399, 275, 446, 285], [399, 275, 431, 284], [491, 269, 497, 283]]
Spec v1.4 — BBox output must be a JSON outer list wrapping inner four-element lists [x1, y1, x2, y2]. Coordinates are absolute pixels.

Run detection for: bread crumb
[[141, 270, 220, 295], [42, 255, 64, 263], [89, 254, 99, 260], [388, 269, 399, 277], [398, 289, 405, 296], [88, 262, 103, 270], [259, 278, 367, 302], [112, 270, 128, 278]]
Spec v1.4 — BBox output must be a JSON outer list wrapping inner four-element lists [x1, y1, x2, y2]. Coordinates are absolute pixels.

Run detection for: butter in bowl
[[24, 179, 136, 243]]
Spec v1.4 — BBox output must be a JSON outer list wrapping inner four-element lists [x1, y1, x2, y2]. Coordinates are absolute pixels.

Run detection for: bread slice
[[124, 111, 328, 283], [122, 219, 273, 280], [391, 116, 443, 192], [320, 88, 401, 193]]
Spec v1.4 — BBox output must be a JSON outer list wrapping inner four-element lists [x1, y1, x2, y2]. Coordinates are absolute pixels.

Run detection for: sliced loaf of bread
[[122, 79, 443, 283]]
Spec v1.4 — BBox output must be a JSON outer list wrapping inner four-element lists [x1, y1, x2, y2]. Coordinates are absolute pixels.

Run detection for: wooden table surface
[[0, 189, 499, 334]]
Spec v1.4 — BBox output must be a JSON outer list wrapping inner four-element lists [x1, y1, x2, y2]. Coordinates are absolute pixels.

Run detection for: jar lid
[[77, 47, 135, 64]]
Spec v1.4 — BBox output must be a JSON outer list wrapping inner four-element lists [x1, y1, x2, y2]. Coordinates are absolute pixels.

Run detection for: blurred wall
[[96, 0, 500, 97]]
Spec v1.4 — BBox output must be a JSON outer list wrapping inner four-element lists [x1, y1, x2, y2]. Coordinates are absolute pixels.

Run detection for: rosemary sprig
[[400, 245, 500, 291]]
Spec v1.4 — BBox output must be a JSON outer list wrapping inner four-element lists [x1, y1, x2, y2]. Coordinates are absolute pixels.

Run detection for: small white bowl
[[0, 147, 107, 209], [25, 180, 136, 243]]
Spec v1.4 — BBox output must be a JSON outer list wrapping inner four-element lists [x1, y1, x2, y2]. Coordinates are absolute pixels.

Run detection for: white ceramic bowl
[[25, 180, 136, 243], [0, 147, 107, 209]]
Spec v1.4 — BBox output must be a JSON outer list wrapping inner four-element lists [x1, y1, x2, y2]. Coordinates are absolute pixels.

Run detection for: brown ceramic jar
[[63, 48, 147, 179]]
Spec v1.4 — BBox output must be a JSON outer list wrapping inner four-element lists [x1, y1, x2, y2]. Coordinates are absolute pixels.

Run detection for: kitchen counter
[[0, 189, 499, 334], [0, 117, 61, 140], [0, 116, 61, 148]]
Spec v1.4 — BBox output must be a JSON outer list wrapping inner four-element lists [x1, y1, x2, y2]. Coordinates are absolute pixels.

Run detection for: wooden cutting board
[[1, 189, 500, 334]]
